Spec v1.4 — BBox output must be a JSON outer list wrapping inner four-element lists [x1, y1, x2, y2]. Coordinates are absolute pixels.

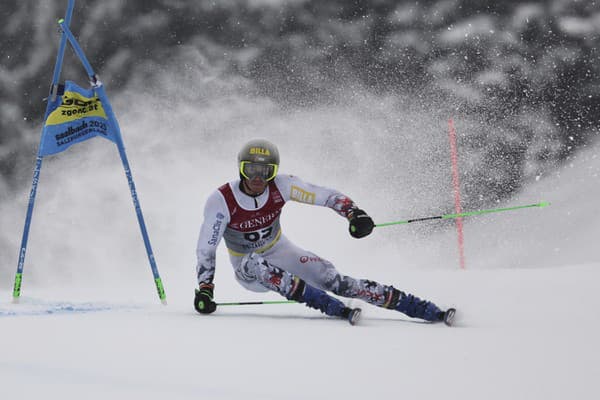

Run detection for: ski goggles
[[240, 161, 278, 181]]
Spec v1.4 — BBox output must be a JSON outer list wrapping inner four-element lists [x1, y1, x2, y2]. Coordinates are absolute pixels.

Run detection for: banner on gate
[[39, 80, 118, 156]]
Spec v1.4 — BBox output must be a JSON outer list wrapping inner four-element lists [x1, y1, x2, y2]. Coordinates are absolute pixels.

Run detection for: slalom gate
[[11, 0, 167, 304]]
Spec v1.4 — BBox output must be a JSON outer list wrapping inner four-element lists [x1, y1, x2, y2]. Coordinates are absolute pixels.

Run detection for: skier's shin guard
[[288, 278, 346, 317], [385, 287, 442, 322]]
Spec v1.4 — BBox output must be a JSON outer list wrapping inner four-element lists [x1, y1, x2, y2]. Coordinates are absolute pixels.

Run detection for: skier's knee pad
[[236, 252, 265, 282], [238, 252, 282, 287]]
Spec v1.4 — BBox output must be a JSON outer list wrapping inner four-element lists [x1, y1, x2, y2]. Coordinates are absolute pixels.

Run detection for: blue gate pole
[[12, 0, 76, 302], [112, 126, 167, 304], [59, 20, 167, 304]]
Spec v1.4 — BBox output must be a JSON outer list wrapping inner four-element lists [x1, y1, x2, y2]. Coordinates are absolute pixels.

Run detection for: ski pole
[[375, 201, 550, 228], [217, 300, 297, 306]]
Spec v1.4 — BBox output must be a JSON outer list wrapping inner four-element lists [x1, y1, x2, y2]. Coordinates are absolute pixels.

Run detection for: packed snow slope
[[0, 91, 598, 398]]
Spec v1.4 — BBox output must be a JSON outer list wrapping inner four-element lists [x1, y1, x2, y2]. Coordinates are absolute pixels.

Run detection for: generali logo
[[238, 210, 280, 229]]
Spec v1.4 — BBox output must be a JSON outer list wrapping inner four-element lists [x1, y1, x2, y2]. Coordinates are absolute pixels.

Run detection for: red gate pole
[[448, 118, 466, 269]]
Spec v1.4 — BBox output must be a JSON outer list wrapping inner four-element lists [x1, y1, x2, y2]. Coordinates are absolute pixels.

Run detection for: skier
[[194, 139, 456, 325]]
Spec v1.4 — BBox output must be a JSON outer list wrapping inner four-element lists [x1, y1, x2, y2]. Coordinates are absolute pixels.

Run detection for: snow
[[0, 86, 598, 399], [438, 16, 496, 46], [510, 3, 545, 32], [2, 264, 599, 399], [558, 15, 600, 38]]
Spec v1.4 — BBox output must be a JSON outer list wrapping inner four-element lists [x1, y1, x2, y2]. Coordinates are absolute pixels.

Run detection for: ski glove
[[194, 283, 217, 314], [348, 208, 375, 238]]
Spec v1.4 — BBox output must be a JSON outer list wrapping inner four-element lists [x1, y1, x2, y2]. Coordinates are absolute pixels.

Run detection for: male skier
[[194, 139, 456, 325]]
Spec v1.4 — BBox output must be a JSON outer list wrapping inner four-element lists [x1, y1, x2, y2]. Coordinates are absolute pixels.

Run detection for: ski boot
[[387, 287, 456, 326], [289, 279, 360, 325]]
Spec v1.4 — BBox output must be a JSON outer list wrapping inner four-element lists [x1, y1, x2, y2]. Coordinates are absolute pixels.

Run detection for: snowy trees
[[1, 0, 598, 204]]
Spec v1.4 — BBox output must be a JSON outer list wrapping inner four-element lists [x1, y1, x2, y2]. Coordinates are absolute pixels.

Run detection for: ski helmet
[[238, 139, 280, 181]]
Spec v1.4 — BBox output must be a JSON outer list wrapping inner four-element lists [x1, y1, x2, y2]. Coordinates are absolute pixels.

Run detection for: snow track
[[0, 298, 139, 317]]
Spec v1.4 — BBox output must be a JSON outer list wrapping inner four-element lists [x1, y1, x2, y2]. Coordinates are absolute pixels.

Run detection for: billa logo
[[249, 147, 270, 156], [290, 185, 316, 204]]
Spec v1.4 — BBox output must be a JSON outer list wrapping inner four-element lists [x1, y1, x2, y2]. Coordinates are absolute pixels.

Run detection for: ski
[[443, 308, 457, 326], [347, 308, 362, 326]]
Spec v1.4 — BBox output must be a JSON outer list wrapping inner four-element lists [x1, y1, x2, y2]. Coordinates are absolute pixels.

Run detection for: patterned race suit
[[195, 174, 442, 321]]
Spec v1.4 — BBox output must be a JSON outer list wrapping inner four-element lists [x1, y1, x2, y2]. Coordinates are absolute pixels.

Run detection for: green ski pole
[[375, 201, 550, 228], [217, 300, 297, 306]]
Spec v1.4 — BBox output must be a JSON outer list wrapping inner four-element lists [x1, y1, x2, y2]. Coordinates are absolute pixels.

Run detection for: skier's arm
[[275, 174, 374, 237], [276, 174, 358, 217], [195, 191, 229, 286]]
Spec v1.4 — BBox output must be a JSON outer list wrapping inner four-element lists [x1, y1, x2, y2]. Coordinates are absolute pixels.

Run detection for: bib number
[[244, 227, 273, 242]]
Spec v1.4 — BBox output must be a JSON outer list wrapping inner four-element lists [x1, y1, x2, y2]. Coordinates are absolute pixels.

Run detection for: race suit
[[195, 174, 439, 317]]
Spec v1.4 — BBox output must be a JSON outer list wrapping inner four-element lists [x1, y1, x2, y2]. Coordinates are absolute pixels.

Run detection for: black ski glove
[[194, 283, 217, 314], [348, 208, 375, 238]]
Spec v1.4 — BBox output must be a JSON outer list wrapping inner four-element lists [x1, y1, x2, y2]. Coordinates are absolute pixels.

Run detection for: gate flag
[[39, 80, 118, 156]]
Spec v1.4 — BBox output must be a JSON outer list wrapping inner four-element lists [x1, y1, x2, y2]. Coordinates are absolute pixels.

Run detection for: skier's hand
[[194, 283, 217, 314], [348, 208, 375, 238]]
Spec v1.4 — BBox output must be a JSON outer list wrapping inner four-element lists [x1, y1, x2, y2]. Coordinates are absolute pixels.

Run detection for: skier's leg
[[262, 239, 444, 321], [236, 252, 352, 319], [262, 238, 444, 321], [327, 274, 445, 322]]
